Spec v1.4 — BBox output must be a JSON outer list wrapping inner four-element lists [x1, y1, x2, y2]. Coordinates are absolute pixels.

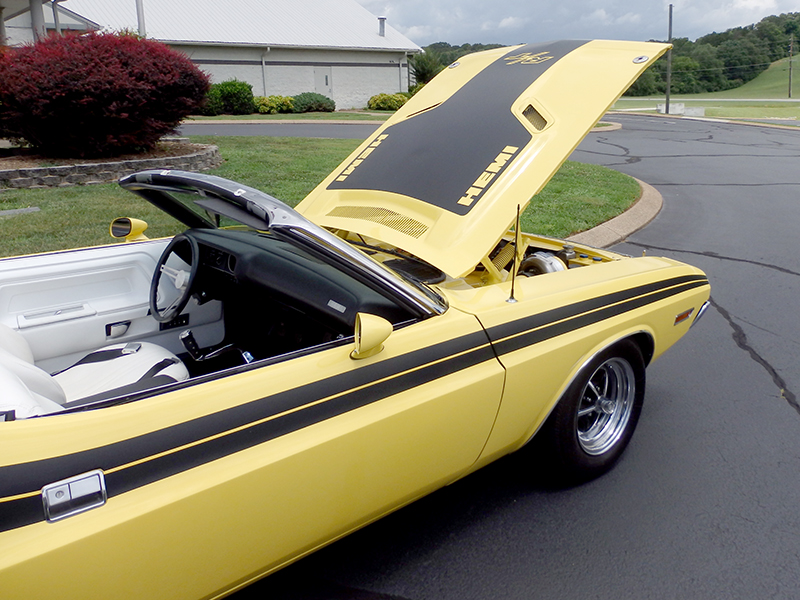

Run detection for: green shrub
[[254, 95, 294, 114], [200, 86, 224, 116], [213, 79, 256, 115], [409, 82, 426, 96], [0, 31, 208, 157], [291, 92, 335, 113], [367, 93, 408, 111]]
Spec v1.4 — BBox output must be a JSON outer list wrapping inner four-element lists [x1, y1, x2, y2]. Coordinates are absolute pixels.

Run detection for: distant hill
[[702, 54, 800, 98]]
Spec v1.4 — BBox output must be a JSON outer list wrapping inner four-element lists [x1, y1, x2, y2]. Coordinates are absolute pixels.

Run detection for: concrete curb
[[592, 121, 622, 131], [567, 177, 662, 248], [607, 110, 800, 131]]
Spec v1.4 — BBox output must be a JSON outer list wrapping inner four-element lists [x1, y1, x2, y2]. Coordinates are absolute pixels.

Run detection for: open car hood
[[297, 40, 670, 277]]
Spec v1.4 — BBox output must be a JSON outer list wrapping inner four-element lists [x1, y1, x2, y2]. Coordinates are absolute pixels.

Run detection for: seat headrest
[[0, 346, 67, 405], [0, 323, 34, 364], [0, 364, 63, 419]]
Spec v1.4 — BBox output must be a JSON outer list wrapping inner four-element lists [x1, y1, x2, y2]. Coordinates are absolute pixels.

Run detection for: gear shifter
[[180, 329, 254, 364], [179, 329, 203, 361]]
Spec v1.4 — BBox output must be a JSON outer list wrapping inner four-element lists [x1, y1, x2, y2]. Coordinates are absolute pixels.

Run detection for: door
[[0, 305, 505, 599], [314, 66, 333, 97]]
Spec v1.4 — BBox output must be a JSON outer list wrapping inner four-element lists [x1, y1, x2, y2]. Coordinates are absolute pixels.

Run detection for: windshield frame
[[120, 170, 448, 318]]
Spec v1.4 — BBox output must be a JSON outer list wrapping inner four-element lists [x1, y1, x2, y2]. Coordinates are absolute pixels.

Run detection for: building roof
[[59, 0, 420, 52]]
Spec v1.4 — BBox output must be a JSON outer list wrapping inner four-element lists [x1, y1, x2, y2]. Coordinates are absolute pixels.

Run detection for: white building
[[2, 0, 421, 109]]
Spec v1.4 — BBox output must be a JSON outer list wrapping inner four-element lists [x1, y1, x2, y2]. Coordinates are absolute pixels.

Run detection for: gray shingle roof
[[60, 0, 420, 51]]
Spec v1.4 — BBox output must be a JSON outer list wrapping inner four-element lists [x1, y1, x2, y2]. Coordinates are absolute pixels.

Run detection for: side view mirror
[[110, 217, 149, 242], [350, 313, 393, 360]]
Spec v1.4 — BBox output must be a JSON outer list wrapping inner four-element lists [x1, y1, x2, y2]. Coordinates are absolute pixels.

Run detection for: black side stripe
[[491, 279, 709, 355], [0, 339, 494, 533], [0, 275, 708, 533], [486, 274, 708, 344]]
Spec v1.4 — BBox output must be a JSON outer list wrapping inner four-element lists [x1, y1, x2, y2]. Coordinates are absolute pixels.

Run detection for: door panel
[[0, 307, 504, 599], [0, 241, 224, 369]]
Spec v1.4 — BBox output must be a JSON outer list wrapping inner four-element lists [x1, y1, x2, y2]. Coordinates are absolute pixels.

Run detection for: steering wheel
[[150, 233, 200, 323]]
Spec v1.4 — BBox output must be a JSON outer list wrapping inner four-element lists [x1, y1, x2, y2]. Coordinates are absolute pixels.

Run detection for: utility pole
[[0, 6, 6, 47], [665, 4, 673, 114], [135, 0, 146, 37], [790, 34, 794, 99]]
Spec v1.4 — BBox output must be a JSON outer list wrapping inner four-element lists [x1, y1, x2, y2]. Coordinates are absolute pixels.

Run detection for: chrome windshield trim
[[120, 170, 447, 317]]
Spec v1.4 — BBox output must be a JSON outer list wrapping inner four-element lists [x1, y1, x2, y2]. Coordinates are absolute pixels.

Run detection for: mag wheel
[[537, 339, 646, 484]]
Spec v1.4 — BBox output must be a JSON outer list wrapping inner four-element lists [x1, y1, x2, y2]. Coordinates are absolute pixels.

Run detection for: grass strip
[[1, 136, 640, 258]]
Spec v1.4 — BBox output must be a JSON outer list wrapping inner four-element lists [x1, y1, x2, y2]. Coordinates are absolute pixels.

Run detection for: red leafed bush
[[0, 32, 209, 157]]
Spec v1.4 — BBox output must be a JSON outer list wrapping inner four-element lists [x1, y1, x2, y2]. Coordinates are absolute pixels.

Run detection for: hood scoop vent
[[327, 206, 429, 239], [522, 104, 548, 131]]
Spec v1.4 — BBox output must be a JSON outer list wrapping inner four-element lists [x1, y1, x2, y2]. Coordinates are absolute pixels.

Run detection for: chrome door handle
[[42, 470, 107, 522]]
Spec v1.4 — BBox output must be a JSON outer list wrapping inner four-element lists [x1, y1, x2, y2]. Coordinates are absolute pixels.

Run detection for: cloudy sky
[[356, 0, 798, 46]]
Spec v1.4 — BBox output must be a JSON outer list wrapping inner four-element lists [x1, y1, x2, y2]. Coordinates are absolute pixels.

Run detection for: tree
[[690, 43, 731, 91], [717, 38, 771, 84], [670, 56, 703, 93], [410, 50, 444, 84], [626, 66, 663, 96]]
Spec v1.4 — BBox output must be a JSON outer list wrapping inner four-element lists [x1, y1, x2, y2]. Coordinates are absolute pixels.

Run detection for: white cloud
[[401, 24, 435, 40], [585, 8, 613, 25], [355, 0, 800, 46], [616, 12, 642, 25], [499, 16, 527, 29]]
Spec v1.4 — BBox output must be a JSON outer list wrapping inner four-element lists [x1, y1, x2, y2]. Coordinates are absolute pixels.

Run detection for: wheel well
[[628, 332, 655, 366]]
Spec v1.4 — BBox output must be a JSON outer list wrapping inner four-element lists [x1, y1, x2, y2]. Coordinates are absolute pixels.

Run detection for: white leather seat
[[0, 364, 64, 420], [0, 323, 189, 419]]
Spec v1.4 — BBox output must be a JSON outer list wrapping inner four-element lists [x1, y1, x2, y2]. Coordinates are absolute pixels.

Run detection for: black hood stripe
[[0, 274, 708, 533], [327, 41, 588, 216]]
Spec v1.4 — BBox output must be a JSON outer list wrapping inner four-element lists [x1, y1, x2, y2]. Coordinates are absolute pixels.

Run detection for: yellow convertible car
[[0, 40, 709, 598]]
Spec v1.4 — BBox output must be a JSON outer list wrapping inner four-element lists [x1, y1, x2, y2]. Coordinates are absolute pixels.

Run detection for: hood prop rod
[[507, 204, 521, 304]]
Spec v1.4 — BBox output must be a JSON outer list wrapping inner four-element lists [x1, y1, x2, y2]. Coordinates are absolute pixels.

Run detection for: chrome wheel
[[576, 357, 636, 456], [531, 339, 645, 484]]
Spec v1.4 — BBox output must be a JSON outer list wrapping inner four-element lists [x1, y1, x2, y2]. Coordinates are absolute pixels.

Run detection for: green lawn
[[613, 54, 800, 122], [0, 136, 640, 258]]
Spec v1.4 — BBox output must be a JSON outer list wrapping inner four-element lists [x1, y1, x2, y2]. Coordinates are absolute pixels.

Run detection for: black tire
[[535, 339, 646, 485]]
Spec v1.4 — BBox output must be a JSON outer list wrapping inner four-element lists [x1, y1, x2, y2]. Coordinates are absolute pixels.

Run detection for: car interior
[[0, 225, 421, 421]]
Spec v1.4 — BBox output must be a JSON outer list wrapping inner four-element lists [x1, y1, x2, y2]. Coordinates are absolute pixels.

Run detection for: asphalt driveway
[[226, 114, 800, 600]]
